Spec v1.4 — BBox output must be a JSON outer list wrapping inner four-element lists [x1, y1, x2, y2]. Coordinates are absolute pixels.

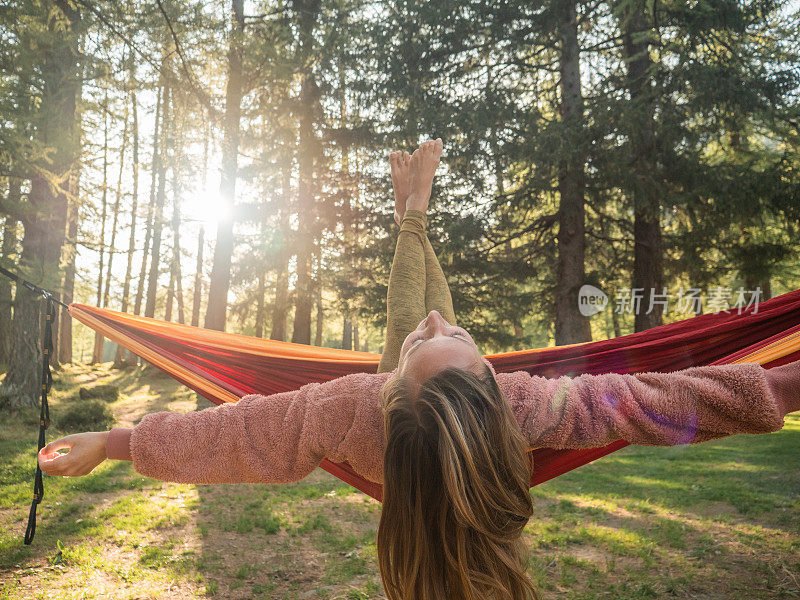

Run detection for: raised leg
[[377, 210, 428, 373], [423, 232, 456, 325], [378, 139, 446, 373]]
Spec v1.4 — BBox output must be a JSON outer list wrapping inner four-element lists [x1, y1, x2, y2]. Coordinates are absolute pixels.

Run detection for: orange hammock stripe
[[77, 305, 382, 363], [73, 307, 242, 404]]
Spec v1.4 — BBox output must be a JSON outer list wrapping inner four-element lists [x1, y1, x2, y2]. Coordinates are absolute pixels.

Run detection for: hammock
[[69, 288, 800, 502]]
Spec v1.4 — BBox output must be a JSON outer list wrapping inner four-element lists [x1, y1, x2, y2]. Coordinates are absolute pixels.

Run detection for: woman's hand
[[37, 431, 110, 477]]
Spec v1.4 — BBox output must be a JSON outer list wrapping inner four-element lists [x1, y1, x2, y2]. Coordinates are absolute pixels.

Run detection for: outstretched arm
[[40, 371, 393, 485], [499, 360, 800, 450], [40, 360, 800, 482]]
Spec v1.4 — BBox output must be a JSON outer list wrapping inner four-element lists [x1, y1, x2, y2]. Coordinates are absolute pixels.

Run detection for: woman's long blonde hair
[[377, 365, 540, 600]]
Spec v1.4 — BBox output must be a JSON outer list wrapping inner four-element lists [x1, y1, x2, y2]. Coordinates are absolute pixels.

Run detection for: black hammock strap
[[0, 265, 68, 309], [25, 297, 54, 545], [0, 265, 64, 545]]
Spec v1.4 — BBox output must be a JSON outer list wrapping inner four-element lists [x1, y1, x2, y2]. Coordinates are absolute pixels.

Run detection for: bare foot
[[406, 138, 443, 214], [389, 150, 411, 226]]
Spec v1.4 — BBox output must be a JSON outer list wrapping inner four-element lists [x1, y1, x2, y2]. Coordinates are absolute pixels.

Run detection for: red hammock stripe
[[69, 287, 800, 502]]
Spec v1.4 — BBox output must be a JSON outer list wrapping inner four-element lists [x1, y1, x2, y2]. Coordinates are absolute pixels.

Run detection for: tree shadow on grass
[[8, 365, 793, 599], [184, 399, 799, 599], [190, 395, 386, 599], [537, 418, 800, 519], [524, 419, 800, 598]]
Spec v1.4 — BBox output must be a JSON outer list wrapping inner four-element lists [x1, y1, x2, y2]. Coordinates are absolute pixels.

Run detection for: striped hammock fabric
[[69, 287, 800, 501]]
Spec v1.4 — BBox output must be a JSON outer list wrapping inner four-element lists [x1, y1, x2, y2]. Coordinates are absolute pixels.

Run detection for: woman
[[40, 138, 800, 600]]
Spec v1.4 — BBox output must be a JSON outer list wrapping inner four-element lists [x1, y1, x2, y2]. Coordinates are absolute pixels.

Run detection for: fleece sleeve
[[105, 359, 800, 480], [497, 360, 800, 450], [106, 371, 393, 485]]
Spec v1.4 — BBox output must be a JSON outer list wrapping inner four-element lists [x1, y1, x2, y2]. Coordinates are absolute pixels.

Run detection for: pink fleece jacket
[[105, 359, 800, 486]]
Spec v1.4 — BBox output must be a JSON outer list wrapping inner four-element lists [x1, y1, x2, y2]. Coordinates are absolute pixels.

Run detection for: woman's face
[[396, 310, 484, 385]]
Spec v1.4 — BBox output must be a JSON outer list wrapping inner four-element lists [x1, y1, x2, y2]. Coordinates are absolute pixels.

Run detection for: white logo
[[578, 284, 608, 316]]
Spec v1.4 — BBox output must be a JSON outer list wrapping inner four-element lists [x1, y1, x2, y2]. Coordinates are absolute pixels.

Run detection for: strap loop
[[0, 267, 63, 545], [24, 297, 55, 545]]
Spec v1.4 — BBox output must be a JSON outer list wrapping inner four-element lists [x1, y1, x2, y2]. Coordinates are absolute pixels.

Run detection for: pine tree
[[1, 1, 85, 408]]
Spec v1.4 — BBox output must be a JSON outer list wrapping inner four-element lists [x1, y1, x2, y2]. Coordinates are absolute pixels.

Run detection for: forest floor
[[0, 363, 798, 600]]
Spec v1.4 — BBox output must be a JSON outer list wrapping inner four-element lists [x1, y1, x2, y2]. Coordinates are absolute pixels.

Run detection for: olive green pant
[[377, 210, 456, 373]]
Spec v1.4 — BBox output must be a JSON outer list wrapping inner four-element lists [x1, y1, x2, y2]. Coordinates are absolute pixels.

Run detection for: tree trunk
[[191, 227, 204, 327], [175, 257, 185, 323], [190, 114, 210, 329], [611, 303, 622, 338], [0, 184, 21, 365], [270, 255, 289, 341], [314, 239, 323, 346], [315, 297, 323, 346], [114, 87, 140, 367], [620, 0, 664, 333], [255, 270, 266, 338], [102, 104, 129, 309], [554, 0, 592, 346], [353, 323, 359, 353], [134, 81, 163, 317], [91, 100, 110, 364], [167, 170, 185, 323], [1, 4, 82, 407], [95, 101, 127, 362], [57, 172, 80, 364], [291, 0, 321, 345], [269, 161, 292, 342], [761, 280, 771, 301], [165, 268, 176, 321], [145, 82, 171, 319], [292, 103, 316, 344], [205, 0, 245, 332], [338, 66, 354, 354], [744, 274, 771, 303], [342, 318, 352, 350], [315, 288, 323, 346]]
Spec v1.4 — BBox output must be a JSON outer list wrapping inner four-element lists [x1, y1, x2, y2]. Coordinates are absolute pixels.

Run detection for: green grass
[[1, 363, 798, 599]]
